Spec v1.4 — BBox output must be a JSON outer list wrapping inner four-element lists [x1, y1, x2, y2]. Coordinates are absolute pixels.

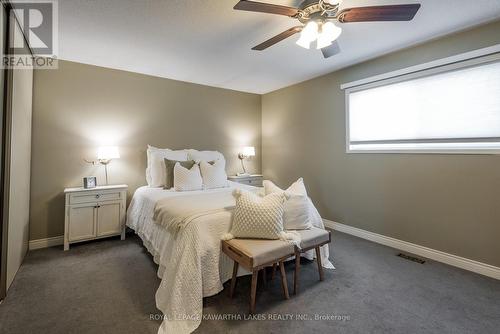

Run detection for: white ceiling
[[58, 0, 500, 94]]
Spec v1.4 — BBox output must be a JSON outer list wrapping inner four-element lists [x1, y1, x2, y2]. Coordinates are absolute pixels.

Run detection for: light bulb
[[323, 0, 342, 5], [302, 21, 319, 40], [316, 21, 342, 49], [296, 21, 319, 49], [316, 35, 332, 49], [296, 35, 312, 49]]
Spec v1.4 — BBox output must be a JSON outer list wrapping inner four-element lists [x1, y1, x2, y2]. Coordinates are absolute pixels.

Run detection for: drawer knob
[[95, 194, 100, 199]]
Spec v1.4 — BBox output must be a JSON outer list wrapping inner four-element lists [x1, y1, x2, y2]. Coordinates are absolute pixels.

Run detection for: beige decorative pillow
[[164, 159, 195, 189], [222, 190, 301, 245], [200, 160, 228, 189], [173, 162, 203, 191]]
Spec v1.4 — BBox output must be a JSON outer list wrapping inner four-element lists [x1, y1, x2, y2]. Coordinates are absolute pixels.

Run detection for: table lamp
[[85, 146, 120, 185], [238, 146, 255, 176], [97, 146, 120, 185]]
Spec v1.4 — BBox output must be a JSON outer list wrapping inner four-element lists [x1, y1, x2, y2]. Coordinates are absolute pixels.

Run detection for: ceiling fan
[[234, 0, 421, 58]]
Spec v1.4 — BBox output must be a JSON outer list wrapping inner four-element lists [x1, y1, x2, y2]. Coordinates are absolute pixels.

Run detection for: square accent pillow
[[226, 190, 286, 240], [173, 162, 203, 191], [263, 178, 313, 230], [164, 159, 195, 189], [200, 160, 228, 189]]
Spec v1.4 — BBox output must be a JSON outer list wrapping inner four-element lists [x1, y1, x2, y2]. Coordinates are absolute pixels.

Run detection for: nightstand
[[228, 174, 263, 187], [64, 184, 128, 251]]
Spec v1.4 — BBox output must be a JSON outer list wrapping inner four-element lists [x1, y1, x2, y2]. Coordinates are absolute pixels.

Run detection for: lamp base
[[237, 172, 251, 177], [100, 161, 110, 185]]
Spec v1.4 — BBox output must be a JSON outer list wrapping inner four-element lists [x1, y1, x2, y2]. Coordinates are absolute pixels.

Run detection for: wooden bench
[[292, 227, 332, 294], [222, 238, 295, 314]]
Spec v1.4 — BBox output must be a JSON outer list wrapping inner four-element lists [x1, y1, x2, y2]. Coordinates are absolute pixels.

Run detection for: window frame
[[344, 47, 500, 154]]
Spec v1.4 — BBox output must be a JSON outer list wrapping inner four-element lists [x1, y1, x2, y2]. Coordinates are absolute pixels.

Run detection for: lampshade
[[316, 22, 342, 49], [241, 146, 255, 157], [296, 21, 319, 49], [97, 146, 120, 160]]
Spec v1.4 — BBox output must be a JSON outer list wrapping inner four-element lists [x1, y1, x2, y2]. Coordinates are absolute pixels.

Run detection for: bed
[[126, 181, 334, 334]]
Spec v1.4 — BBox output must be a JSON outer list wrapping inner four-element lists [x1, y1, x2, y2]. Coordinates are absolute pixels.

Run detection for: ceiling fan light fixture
[[234, 0, 421, 57], [296, 21, 319, 49], [316, 21, 342, 49]]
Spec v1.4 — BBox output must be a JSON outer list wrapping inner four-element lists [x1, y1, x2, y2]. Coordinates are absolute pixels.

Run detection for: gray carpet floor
[[1, 231, 499, 334]]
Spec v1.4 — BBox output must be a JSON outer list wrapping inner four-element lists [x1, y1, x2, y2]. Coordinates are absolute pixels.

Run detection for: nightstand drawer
[[228, 175, 263, 187], [238, 178, 263, 187], [69, 191, 121, 205]]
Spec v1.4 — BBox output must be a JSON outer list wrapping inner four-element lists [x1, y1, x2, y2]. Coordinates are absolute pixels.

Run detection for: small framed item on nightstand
[[83, 176, 97, 189]]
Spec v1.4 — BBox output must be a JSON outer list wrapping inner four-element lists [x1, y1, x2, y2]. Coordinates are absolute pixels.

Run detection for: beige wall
[[32, 21, 500, 266], [262, 20, 500, 267], [31, 60, 261, 240]]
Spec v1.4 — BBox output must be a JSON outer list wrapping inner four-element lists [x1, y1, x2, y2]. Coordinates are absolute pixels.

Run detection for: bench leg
[[279, 261, 290, 300], [230, 261, 238, 298], [250, 270, 259, 314], [271, 263, 277, 281], [294, 250, 300, 295], [261, 267, 267, 288], [315, 246, 324, 281]]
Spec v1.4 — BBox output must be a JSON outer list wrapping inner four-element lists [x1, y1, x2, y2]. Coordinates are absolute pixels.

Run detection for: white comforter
[[127, 182, 334, 334]]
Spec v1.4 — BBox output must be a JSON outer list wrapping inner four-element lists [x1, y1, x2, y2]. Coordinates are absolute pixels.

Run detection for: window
[[345, 52, 500, 153]]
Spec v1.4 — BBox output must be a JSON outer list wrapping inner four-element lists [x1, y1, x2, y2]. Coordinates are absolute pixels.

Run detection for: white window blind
[[346, 53, 500, 153]]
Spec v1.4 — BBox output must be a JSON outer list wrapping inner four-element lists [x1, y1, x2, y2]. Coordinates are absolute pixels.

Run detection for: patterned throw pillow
[[229, 190, 285, 239], [173, 162, 203, 191], [200, 160, 228, 189], [222, 190, 301, 245], [164, 159, 195, 189]]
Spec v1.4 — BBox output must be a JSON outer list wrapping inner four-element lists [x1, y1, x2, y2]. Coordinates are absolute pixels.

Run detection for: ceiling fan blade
[[234, 0, 299, 17], [337, 4, 421, 23], [252, 26, 302, 51], [321, 41, 341, 59]]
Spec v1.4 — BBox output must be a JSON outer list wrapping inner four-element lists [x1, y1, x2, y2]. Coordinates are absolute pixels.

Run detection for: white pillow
[[265, 177, 308, 196], [147, 145, 188, 187], [263, 178, 313, 230], [186, 149, 225, 163], [225, 190, 286, 240], [200, 160, 229, 189], [146, 145, 167, 185], [173, 162, 203, 191]]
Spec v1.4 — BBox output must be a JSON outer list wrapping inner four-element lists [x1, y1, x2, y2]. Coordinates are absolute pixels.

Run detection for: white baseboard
[[324, 220, 500, 280], [29, 236, 64, 250]]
